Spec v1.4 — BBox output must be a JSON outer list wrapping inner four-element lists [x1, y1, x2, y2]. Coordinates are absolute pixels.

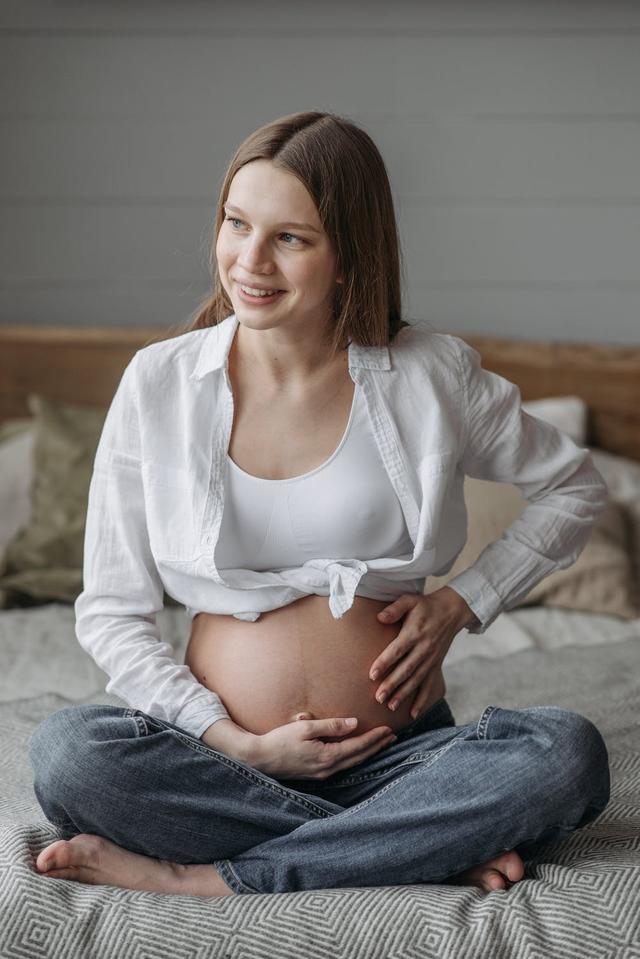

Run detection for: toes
[[482, 869, 506, 892], [40, 868, 70, 880], [36, 839, 67, 872], [499, 851, 524, 883], [36, 834, 102, 873]]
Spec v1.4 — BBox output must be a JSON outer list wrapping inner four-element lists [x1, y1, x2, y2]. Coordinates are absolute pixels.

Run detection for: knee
[[28, 704, 128, 786], [523, 706, 611, 810], [29, 706, 85, 781], [28, 704, 137, 828], [28, 706, 91, 819]]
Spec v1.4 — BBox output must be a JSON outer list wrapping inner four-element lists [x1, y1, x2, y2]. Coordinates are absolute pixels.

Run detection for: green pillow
[[0, 393, 180, 610], [0, 417, 34, 444]]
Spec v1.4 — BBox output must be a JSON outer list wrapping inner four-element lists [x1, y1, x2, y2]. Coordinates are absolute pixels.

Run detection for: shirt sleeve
[[445, 336, 609, 635], [74, 352, 231, 739]]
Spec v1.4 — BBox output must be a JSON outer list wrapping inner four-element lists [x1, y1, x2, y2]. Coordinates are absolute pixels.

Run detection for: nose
[[237, 235, 275, 275]]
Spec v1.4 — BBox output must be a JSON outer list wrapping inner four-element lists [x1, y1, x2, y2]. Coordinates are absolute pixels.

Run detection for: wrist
[[441, 586, 481, 630], [200, 718, 259, 764]]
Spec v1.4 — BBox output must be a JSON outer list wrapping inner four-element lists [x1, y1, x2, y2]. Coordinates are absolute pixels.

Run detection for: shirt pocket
[[141, 462, 200, 562]]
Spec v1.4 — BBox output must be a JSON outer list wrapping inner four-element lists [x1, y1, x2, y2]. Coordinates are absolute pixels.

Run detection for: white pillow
[[518, 397, 640, 586], [590, 447, 640, 503], [521, 395, 587, 445]]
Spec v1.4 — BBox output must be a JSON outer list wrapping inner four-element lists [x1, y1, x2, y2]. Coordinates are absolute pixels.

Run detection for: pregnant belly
[[184, 594, 446, 737]]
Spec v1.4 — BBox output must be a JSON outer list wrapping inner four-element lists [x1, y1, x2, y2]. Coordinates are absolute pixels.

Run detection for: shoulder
[[129, 328, 211, 393], [390, 322, 468, 380]]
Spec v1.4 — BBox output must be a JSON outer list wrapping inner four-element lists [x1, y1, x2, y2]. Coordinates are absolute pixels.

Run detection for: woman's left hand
[[369, 587, 479, 719]]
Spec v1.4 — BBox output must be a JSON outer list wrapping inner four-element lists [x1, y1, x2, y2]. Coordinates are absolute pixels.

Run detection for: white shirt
[[217, 379, 419, 594], [74, 313, 609, 739]]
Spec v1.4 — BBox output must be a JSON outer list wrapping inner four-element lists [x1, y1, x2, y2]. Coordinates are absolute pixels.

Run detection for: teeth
[[239, 283, 281, 297]]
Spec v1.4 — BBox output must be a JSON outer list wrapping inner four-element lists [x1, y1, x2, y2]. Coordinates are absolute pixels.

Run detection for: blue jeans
[[28, 697, 610, 895]]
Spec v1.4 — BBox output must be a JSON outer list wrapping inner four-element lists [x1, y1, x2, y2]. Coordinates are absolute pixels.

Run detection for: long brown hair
[[160, 111, 411, 360]]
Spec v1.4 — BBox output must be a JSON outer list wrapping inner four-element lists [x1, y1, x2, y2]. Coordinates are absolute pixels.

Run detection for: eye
[[224, 216, 305, 246], [280, 231, 304, 246]]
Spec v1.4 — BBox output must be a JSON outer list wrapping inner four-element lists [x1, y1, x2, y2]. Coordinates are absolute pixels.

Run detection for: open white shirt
[[74, 314, 609, 738]]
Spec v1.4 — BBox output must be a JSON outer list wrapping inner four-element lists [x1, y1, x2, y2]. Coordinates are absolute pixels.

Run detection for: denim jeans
[[28, 697, 611, 895]]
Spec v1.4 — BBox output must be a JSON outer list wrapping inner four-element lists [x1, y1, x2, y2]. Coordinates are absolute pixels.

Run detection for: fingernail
[[370, 670, 379, 681], [346, 718, 357, 726], [377, 693, 386, 704], [389, 700, 399, 711]]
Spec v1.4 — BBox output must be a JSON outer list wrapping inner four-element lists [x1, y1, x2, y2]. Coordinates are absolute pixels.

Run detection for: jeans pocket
[[126, 709, 192, 739]]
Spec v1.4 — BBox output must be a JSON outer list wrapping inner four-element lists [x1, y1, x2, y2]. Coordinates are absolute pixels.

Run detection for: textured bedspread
[[0, 604, 638, 959]]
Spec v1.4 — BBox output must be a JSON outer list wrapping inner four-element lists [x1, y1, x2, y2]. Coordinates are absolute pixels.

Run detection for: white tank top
[[215, 382, 415, 573]]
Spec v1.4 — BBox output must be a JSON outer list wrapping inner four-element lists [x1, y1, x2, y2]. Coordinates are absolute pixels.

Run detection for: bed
[[0, 323, 639, 959]]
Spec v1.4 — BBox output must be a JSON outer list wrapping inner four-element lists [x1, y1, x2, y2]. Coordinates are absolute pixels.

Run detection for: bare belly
[[184, 594, 446, 737]]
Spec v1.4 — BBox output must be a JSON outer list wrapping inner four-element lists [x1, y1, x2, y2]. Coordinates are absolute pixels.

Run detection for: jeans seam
[[331, 737, 460, 820], [124, 708, 148, 738], [173, 731, 332, 817], [322, 743, 450, 788], [476, 705, 499, 740], [213, 859, 260, 895], [129, 710, 331, 819], [320, 699, 456, 788]]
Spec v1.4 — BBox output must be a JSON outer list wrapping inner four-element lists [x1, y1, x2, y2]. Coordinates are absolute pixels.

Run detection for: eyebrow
[[223, 203, 321, 234]]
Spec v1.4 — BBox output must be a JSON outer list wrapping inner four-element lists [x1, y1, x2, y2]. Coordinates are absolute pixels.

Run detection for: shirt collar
[[190, 313, 391, 381]]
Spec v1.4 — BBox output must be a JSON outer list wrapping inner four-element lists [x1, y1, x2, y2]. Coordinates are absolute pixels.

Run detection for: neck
[[232, 322, 347, 389]]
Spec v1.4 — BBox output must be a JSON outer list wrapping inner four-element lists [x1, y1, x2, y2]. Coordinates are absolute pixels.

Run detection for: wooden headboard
[[1, 324, 639, 462]]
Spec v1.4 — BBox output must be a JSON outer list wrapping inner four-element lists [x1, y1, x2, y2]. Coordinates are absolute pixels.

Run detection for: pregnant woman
[[28, 111, 611, 899]]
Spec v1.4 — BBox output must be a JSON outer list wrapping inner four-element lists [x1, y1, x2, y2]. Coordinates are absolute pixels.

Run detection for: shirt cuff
[[444, 570, 506, 635], [172, 695, 232, 740]]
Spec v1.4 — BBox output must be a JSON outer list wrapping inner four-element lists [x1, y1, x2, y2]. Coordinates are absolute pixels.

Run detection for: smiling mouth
[[235, 285, 289, 307], [235, 281, 286, 294]]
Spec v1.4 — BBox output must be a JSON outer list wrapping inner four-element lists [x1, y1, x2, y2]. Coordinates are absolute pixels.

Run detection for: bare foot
[[34, 834, 235, 898], [448, 849, 525, 893]]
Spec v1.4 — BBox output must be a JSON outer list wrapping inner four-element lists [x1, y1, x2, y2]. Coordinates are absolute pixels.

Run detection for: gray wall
[[2, 0, 639, 344]]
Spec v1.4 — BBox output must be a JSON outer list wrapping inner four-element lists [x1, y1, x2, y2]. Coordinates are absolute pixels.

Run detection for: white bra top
[[214, 382, 416, 575]]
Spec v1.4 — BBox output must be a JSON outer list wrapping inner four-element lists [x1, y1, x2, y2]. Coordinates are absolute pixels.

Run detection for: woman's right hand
[[251, 712, 398, 780]]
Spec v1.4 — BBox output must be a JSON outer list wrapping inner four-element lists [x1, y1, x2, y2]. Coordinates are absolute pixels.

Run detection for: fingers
[[304, 717, 364, 739], [408, 675, 435, 721], [325, 728, 397, 777], [369, 637, 409, 683], [374, 659, 431, 713]]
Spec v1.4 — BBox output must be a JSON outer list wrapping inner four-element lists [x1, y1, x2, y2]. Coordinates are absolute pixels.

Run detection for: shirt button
[[203, 534, 212, 545]]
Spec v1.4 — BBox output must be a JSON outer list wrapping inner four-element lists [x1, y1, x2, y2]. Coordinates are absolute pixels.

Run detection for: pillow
[[589, 447, 640, 589], [0, 418, 34, 551], [424, 475, 640, 620], [0, 394, 106, 607], [0, 394, 180, 610], [424, 393, 640, 621], [521, 395, 587, 446]]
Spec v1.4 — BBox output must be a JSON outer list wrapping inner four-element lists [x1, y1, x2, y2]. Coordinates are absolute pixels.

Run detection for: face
[[216, 159, 342, 337]]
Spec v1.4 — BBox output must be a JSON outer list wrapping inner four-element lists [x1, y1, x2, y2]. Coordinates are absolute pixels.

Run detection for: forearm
[[200, 717, 261, 765]]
